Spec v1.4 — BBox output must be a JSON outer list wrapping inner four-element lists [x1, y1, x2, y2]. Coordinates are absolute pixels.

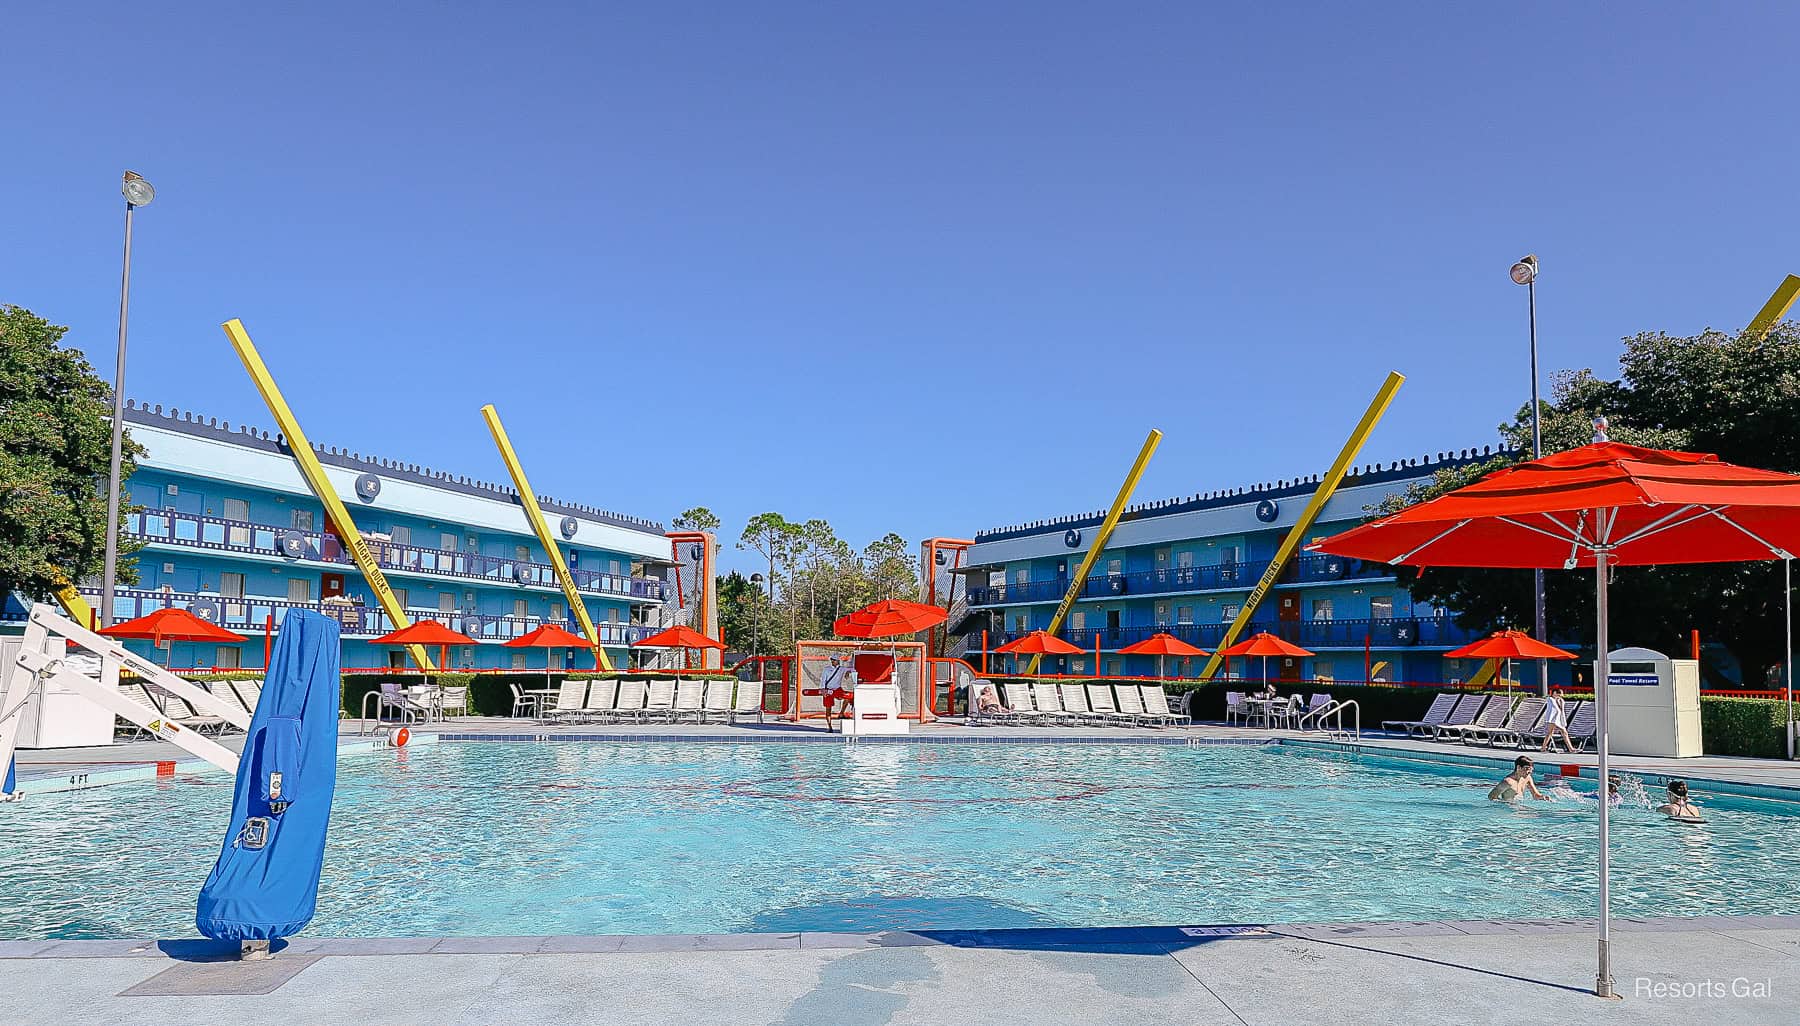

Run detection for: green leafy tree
[[0, 305, 142, 602], [716, 570, 778, 655], [861, 532, 919, 603], [672, 506, 721, 533], [1384, 323, 1800, 684]]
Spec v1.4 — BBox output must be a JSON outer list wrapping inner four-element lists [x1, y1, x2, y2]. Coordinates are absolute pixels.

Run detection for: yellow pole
[[1198, 372, 1405, 680], [46, 569, 96, 628], [479, 404, 615, 672], [1023, 430, 1162, 675], [1747, 274, 1800, 341], [221, 319, 433, 669]]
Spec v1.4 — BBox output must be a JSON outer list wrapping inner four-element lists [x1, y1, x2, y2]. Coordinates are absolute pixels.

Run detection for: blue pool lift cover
[[196, 610, 341, 941]]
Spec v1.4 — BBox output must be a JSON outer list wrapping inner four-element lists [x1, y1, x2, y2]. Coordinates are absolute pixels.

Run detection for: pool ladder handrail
[[1298, 699, 1360, 740], [360, 689, 420, 735]]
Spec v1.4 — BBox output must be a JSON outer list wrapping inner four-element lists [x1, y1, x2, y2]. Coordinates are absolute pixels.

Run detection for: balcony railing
[[967, 553, 1394, 606], [81, 588, 650, 647], [127, 507, 664, 602], [983, 615, 1485, 652]]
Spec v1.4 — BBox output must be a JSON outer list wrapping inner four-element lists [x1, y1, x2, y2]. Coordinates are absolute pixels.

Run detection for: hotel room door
[[320, 573, 345, 601]]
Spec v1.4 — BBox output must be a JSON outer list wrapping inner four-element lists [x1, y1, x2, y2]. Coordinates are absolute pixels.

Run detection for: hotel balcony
[[981, 615, 1484, 653], [126, 507, 665, 604], [82, 588, 652, 647], [965, 554, 1394, 607]]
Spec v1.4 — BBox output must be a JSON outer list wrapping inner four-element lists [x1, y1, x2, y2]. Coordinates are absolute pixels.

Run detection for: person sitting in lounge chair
[[1657, 780, 1704, 822], [1488, 756, 1550, 802], [975, 684, 1010, 715]]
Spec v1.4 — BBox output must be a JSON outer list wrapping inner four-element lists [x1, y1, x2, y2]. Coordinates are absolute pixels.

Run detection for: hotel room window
[[292, 508, 315, 531], [223, 498, 250, 545], [513, 598, 529, 618], [287, 578, 311, 603], [516, 544, 531, 562], [1106, 559, 1123, 576], [1071, 610, 1086, 631], [1370, 596, 1394, 619], [215, 646, 241, 669], [1312, 598, 1334, 621], [391, 525, 411, 546], [511, 652, 527, 670], [1177, 606, 1193, 624], [1221, 603, 1240, 621], [438, 592, 455, 612], [1013, 613, 1028, 633], [440, 532, 458, 552]]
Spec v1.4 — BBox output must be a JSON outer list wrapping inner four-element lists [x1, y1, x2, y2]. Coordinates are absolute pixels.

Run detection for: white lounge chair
[[700, 680, 733, 722], [1058, 682, 1101, 726], [1566, 701, 1599, 751], [643, 679, 677, 723], [1030, 681, 1081, 726], [540, 680, 587, 723], [1002, 681, 1039, 724], [583, 678, 619, 723], [1086, 683, 1130, 726], [229, 680, 263, 717], [1113, 683, 1164, 727], [1419, 694, 1485, 738], [437, 685, 469, 718], [671, 679, 705, 724], [614, 679, 649, 723], [1382, 693, 1455, 735], [1435, 696, 1508, 740], [1464, 697, 1545, 747], [729, 680, 764, 724], [1141, 685, 1191, 726]]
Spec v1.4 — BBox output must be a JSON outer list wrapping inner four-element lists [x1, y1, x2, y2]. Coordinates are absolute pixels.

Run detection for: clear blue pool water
[[3, 741, 1797, 940]]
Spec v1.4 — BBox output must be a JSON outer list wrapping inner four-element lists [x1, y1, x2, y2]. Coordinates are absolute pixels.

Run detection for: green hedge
[[1700, 697, 1790, 759]]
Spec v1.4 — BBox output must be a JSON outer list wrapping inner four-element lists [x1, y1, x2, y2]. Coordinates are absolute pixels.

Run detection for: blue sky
[[7, 3, 1796, 575]]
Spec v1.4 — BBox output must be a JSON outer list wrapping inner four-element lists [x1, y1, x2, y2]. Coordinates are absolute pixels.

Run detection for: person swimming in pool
[[1657, 779, 1704, 821], [1488, 756, 1550, 802]]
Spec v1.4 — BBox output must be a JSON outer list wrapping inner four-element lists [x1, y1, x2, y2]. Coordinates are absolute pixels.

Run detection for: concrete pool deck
[[14, 716, 1800, 800], [3, 916, 1796, 1025]]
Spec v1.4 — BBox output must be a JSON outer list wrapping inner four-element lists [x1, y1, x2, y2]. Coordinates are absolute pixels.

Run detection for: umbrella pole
[[1594, 548, 1614, 999]]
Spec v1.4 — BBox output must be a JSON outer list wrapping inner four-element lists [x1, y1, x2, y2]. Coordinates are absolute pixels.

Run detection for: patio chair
[[700, 679, 733, 722], [508, 682, 535, 718], [1262, 694, 1304, 730], [1086, 683, 1130, 726], [540, 680, 587, 723], [729, 679, 764, 724], [1030, 681, 1082, 726], [1223, 690, 1250, 726], [1112, 683, 1164, 727], [583, 678, 619, 723], [437, 685, 469, 718], [1463, 697, 1545, 747], [1417, 694, 1485, 738], [643, 679, 677, 723], [614, 679, 650, 723], [1140, 685, 1191, 726], [1382, 693, 1455, 735], [1434, 696, 1509, 740], [162, 692, 231, 735], [671, 678, 705, 724]]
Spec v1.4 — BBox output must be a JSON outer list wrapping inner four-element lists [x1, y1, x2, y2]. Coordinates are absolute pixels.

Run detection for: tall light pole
[[1510, 254, 1548, 697], [101, 172, 155, 628], [749, 573, 764, 658]]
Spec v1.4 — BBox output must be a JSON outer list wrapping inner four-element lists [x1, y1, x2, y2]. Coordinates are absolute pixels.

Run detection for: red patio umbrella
[[1217, 631, 1313, 688], [507, 623, 597, 686], [993, 629, 1084, 675], [101, 607, 248, 666], [101, 607, 248, 645], [632, 623, 726, 671], [1445, 629, 1576, 694], [833, 599, 948, 639], [1119, 632, 1209, 680], [1314, 437, 1800, 998], [368, 620, 476, 679]]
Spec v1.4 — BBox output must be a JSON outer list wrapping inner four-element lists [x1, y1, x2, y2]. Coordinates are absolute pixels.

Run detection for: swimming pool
[[4, 741, 1797, 939]]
